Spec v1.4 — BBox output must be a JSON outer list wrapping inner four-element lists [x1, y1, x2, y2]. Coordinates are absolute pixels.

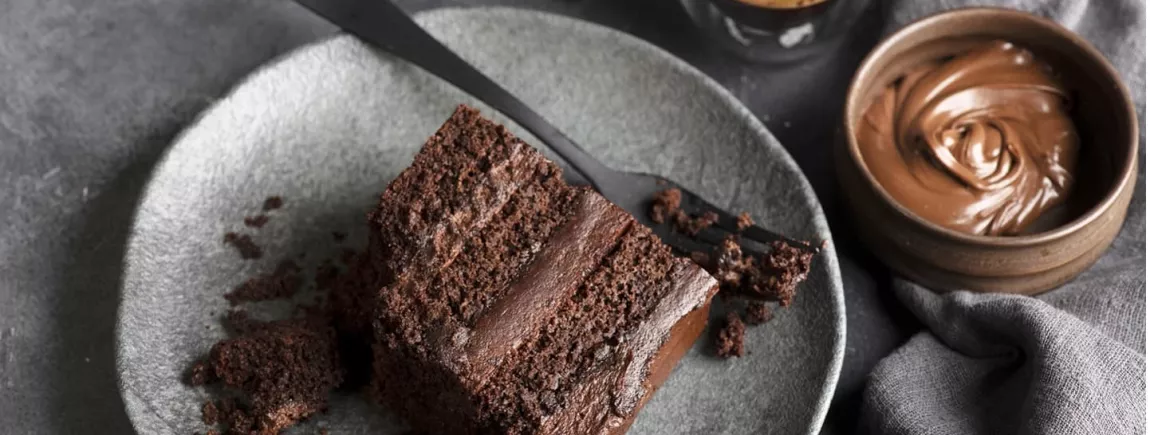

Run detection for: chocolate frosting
[[857, 41, 1078, 236], [461, 190, 633, 383]]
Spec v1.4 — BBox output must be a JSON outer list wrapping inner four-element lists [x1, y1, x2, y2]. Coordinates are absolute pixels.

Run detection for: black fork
[[296, 0, 819, 257]]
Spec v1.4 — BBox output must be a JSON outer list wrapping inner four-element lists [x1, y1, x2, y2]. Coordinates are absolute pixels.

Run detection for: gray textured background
[[1, 0, 932, 433]]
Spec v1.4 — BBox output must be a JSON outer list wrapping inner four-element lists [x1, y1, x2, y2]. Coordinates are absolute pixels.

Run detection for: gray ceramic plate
[[116, 7, 844, 435]]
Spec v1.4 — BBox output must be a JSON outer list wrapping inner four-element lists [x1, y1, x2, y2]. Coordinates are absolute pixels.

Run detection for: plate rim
[[115, 6, 845, 434]]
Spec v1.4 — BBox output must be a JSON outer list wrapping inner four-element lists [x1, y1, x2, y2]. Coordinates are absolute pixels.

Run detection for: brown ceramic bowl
[[836, 8, 1139, 295]]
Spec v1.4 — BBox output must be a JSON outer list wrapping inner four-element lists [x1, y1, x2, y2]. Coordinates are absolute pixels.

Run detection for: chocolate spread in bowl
[[856, 40, 1079, 236]]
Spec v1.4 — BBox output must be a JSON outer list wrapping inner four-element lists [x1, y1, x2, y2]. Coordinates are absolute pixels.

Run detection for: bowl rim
[[842, 6, 1139, 247]]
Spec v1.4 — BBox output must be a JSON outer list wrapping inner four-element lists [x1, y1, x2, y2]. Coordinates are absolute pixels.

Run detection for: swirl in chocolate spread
[[857, 41, 1078, 236]]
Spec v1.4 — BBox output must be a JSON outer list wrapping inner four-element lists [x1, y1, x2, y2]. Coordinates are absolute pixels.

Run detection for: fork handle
[[297, 0, 614, 189]]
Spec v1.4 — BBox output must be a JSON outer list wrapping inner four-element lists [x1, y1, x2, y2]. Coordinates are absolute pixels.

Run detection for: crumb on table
[[744, 301, 773, 325], [649, 188, 682, 224], [263, 196, 284, 211], [716, 312, 746, 358], [736, 212, 754, 231], [244, 214, 270, 228]]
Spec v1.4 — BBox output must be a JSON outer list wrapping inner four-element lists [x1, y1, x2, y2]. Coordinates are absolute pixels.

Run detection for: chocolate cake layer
[[365, 106, 719, 434], [334, 106, 552, 341], [542, 270, 713, 435], [378, 170, 581, 359], [367, 106, 547, 287], [462, 190, 633, 381], [370, 189, 631, 434]]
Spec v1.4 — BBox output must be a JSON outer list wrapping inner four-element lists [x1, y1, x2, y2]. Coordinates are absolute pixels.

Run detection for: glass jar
[[681, 0, 872, 63]]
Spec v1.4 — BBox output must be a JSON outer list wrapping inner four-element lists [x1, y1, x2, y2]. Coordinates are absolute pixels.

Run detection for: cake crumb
[[744, 302, 773, 325], [716, 312, 746, 358], [263, 196, 284, 211], [709, 238, 813, 306], [224, 260, 303, 305], [711, 237, 746, 288], [226, 407, 254, 434], [736, 212, 754, 231], [202, 400, 220, 425], [646, 189, 815, 306], [244, 215, 270, 228], [761, 241, 814, 307], [648, 189, 722, 234], [207, 317, 343, 434], [649, 188, 682, 224], [681, 211, 719, 235], [186, 359, 214, 386], [223, 232, 263, 260]]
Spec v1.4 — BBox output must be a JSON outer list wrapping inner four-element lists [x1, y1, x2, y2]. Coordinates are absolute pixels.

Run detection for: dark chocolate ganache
[[856, 40, 1078, 236]]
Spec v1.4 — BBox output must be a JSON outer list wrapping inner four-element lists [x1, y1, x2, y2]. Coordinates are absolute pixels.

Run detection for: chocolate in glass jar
[[681, 0, 867, 63], [710, 0, 834, 34]]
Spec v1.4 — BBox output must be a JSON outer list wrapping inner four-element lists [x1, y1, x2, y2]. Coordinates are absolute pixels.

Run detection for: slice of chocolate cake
[[363, 106, 719, 434]]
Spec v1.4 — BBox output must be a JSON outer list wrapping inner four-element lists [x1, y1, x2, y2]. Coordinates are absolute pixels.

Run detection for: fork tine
[[676, 189, 818, 253], [657, 229, 716, 257], [690, 225, 777, 258], [714, 216, 800, 250]]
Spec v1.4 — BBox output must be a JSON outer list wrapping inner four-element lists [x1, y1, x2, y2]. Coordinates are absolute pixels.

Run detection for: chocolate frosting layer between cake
[[463, 190, 634, 383]]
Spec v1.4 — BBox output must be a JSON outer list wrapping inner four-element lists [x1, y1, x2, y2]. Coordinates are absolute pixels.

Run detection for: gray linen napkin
[[861, 1, 1146, 434]]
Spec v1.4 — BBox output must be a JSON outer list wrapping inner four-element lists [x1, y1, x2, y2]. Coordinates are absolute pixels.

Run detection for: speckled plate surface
[[116, 7, 844, 435]]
